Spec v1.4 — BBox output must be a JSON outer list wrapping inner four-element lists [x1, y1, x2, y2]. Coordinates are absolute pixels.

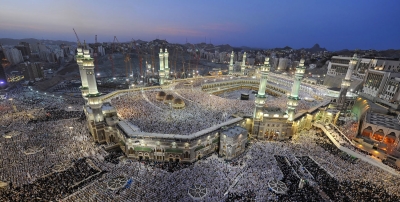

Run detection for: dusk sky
[[1, 0, 399, 51]]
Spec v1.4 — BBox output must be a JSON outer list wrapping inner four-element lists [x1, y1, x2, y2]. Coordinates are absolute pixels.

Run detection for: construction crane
[[150, 45, 156, 75], [123, 46, 130, 79], [109, 36, 119, 78], [93, 35, 98, 76], [190, 44, 200, 77], [172, 47, 178, 79], [132, 39, 143, 82], [180, 49, 187, 78], [73, 28, 82, 46]]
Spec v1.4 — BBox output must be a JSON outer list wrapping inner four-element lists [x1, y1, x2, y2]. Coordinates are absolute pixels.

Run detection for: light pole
[[129, 84, 135, 96], [169, 102, 172, 121], [9, 98, 16, 113]]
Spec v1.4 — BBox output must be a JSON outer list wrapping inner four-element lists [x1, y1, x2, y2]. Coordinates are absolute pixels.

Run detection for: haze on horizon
[[1, 0, 399, 51]]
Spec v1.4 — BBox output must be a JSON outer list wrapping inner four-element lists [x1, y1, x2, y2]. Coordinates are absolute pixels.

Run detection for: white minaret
[[82, 42, 103, 122], [337, 53, 358, 112], [159, 48, 165, 85], [164, 48, 170, 79], [241, 52, 247, 75], [253, 57, 271, 118], [77, 45, 89, 98], [287, 58, 306, 122], [252, 58, 271, 139], [229, 51, 234, 74], [83, 48, 98, 95]]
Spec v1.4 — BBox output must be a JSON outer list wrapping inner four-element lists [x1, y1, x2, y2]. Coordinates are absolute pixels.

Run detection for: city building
[[326, 56, 352, 77], [219, 126, 248, 160], [20, 62, 44, 81], [15, 43, 31, 57], [277, 58, 290, 71], [3, 48, 24, 65], [360, 69, 400, 109], [0, 66, 7, 87]]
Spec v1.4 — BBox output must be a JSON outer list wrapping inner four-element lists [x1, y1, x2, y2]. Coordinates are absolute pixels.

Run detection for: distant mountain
[[272, 46, 293, 51], [303, 43, 327, 53], [215, 44, 233, 52], [0, 38, 76, 46]]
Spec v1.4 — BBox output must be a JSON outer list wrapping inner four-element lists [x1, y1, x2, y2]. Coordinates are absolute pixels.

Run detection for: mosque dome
[[164, 94, 174, 104], [165, 94, 174, 100], [156, 91, 166, 101], [172, 98, 185, 109], [173, 98, 184, 104]]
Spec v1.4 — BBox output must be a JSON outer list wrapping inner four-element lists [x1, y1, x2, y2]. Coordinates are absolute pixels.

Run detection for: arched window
[[184, 151, 190, 158], [383, 132, 396, 145], [372, 129, 385, 142]]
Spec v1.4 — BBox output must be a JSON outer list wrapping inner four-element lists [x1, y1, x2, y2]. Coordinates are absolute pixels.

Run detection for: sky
[[1, 0, 400, 51]]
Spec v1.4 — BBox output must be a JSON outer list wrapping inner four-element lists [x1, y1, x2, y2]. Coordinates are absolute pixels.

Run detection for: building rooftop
[[221, 126, 247, 138]]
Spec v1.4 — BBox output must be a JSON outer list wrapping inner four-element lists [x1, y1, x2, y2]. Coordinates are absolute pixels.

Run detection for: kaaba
[[240, 93, 249, 100]]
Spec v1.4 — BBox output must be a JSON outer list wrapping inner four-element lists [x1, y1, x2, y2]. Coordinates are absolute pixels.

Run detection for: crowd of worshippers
[[383, 159, 400, 172], [113, 87, 322, 136], [141, 161, 194, 173], [1, 82, 400, 201], [104, 151, 125, 164], [112, 89, 254, 135], [0, 158, 101, 202], [226, 190, 256, 201], [2, 127, 399, 201], [314, 132, 359, 164]]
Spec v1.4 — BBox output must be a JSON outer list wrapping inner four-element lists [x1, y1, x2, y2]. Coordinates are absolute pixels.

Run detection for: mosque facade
[[77, 42, 362, 161], [77, 44, 248, 162]]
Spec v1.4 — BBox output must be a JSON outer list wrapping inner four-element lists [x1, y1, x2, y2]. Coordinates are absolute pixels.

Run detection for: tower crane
[[180, 49, 187, 78], [150, 45, 156, 75], [132, 39, 143, 82], [109, 36, 119, 78], [72, 28, 82, 46], [123, 44, 130, 79], [190, 44, 200, 77], [173, 47, 178, 79], [94, 35, 98, 76]]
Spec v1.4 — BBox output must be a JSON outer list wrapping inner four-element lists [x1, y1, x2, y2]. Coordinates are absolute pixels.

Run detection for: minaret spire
[[241, 52, 247, 75], [229, 51, 234, 74], [82, 43, 103, 122], [252, 57, 271, 139], [77, 41, 88, 99], [287, 58, 306, 122], [159, 48, 165, 85], [164, 48, 170, 79], [337, 53, 358, 114]]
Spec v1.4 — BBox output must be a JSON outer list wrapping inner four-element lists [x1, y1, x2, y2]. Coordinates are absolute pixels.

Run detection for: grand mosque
[[76, 44, 361, 163]]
